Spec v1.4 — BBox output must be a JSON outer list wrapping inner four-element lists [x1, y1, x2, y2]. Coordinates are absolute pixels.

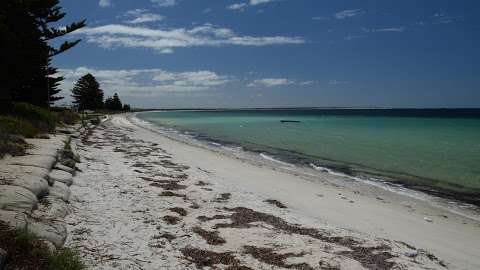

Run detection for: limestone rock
[[48, 170, 73, 186], [49, 182, 70, 202], [0, 209, 28, 230], [0, 185, 37, 212]]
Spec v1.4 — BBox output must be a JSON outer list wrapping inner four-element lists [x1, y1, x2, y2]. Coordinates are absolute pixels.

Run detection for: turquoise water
[[137, 109, 480, 202]]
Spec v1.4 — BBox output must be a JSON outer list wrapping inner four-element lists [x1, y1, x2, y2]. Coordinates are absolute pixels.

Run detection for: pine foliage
[[71, 74, 104, 111]]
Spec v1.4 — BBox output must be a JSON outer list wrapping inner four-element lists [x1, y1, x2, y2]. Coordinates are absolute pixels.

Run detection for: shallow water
[[137, 109, 480, 198]]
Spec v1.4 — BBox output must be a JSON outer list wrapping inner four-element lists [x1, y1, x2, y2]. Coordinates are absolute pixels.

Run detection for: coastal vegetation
[[71, 74, 104, 111], [0, 221, 85, 270], [71, 73, 131, 112], [1, 0, 85, 108]]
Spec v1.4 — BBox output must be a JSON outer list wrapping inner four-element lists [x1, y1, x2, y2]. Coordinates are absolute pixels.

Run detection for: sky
[[53, 0, 480, 108]]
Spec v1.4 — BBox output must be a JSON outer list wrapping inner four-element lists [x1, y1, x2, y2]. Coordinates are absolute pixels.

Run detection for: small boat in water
[[280, 120, 301, 123]]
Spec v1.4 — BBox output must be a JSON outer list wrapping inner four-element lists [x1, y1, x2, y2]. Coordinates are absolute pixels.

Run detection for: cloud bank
[[58, 67, 234, 103], [74, 23, 305, 53]]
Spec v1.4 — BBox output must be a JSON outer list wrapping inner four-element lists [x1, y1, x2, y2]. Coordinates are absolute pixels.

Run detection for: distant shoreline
[[133, 108, 480, 119], [133, 107, 480, 111]]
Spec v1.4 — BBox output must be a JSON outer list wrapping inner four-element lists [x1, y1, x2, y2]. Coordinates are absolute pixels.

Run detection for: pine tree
[[122, 104, 131, 111], [104, 97, 114, 110], [0, 0, 85, 107], [71, 74, 104, 111], [111, 93, 123, 111], [105, 93, 124, 111]]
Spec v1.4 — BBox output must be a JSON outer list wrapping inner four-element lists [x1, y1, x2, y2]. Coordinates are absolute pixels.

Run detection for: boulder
[[0, 185, 37, 212], [0, 174, 49, 198], [49, 182, 70, 202], [48, 170, 73, 186], [0, 210, 28, 230], [54, 163, 75, 174], [28, 219, 67, 248], [6, 155, 56, 170]]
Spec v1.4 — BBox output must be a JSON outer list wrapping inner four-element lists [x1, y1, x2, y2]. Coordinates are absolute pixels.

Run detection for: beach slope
[[65, 114, 480, 269]]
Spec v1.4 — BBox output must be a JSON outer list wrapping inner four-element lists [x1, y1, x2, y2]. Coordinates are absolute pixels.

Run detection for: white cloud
[[299, 80, 315, 85], [99, 0, 111, 7], [363, 27, 405, 33], [228, 0, 278, 11], [329, 80, 349, 85], [312, 16, 328, 21], [344, 34, 366, 41], [250, 0, 276, 5], [150, 0, 176, 7], [124, 9, 164, 24], [74, 24, 305, 53], [58, 67, 233, 98], [228, 3, 248, 10], [335, 9, 363, 19], [248, 78, 294, 87]]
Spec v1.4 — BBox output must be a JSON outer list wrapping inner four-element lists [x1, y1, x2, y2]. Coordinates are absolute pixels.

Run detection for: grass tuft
[[0, 222, 86, 270], [0, 115, 40, 138]]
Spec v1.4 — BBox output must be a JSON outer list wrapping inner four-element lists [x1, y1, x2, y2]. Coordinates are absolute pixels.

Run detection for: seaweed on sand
[[243, 246, 314, 270], [163, 215, 181, 225], [192, 227, 226, 245], [264, 199, 287, 209], [169, 207, 187, 216], [201, 207, 398, 270], [154, 182, 187, 190], [213, 193, 231, 202], [159, 191, 187, 200], [180, 247, 239, 268]]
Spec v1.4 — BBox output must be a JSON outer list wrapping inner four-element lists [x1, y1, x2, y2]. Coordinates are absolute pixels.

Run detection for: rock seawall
[[0, 120, 99, 262]]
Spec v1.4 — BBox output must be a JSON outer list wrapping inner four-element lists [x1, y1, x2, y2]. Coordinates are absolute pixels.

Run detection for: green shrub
[[0, 133, 29, 158], [10, 102, 56, 132], [53, 108, 80, 125], [48, 248, 85, 270], [0, 115, 40, 138], [0, 223, 86, 270]]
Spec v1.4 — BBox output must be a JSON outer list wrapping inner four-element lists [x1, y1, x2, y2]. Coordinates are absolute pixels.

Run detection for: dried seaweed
[[192, 227, 226, 245]]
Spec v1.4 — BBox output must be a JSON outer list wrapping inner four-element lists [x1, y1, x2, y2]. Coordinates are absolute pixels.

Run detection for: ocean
[[136, 109, 480, 205]]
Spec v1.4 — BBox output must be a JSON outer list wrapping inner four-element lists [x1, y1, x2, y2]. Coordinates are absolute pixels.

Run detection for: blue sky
[[54, 0, 480, 108]]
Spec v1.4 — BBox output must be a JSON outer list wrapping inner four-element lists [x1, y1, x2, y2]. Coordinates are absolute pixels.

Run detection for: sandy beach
[[64, 114, 480, 270]]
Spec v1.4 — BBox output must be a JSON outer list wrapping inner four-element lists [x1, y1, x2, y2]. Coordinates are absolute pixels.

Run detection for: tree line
[[1, 0, 85, 108], [71, 73, 130, 111], [0, 0, 130, 112]]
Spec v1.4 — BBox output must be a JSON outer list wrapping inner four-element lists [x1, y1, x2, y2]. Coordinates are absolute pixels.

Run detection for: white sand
[[65, 114, 480, 270]]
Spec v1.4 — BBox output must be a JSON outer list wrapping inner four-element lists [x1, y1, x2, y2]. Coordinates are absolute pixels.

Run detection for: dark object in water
[[280, 120, 301, 123]]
